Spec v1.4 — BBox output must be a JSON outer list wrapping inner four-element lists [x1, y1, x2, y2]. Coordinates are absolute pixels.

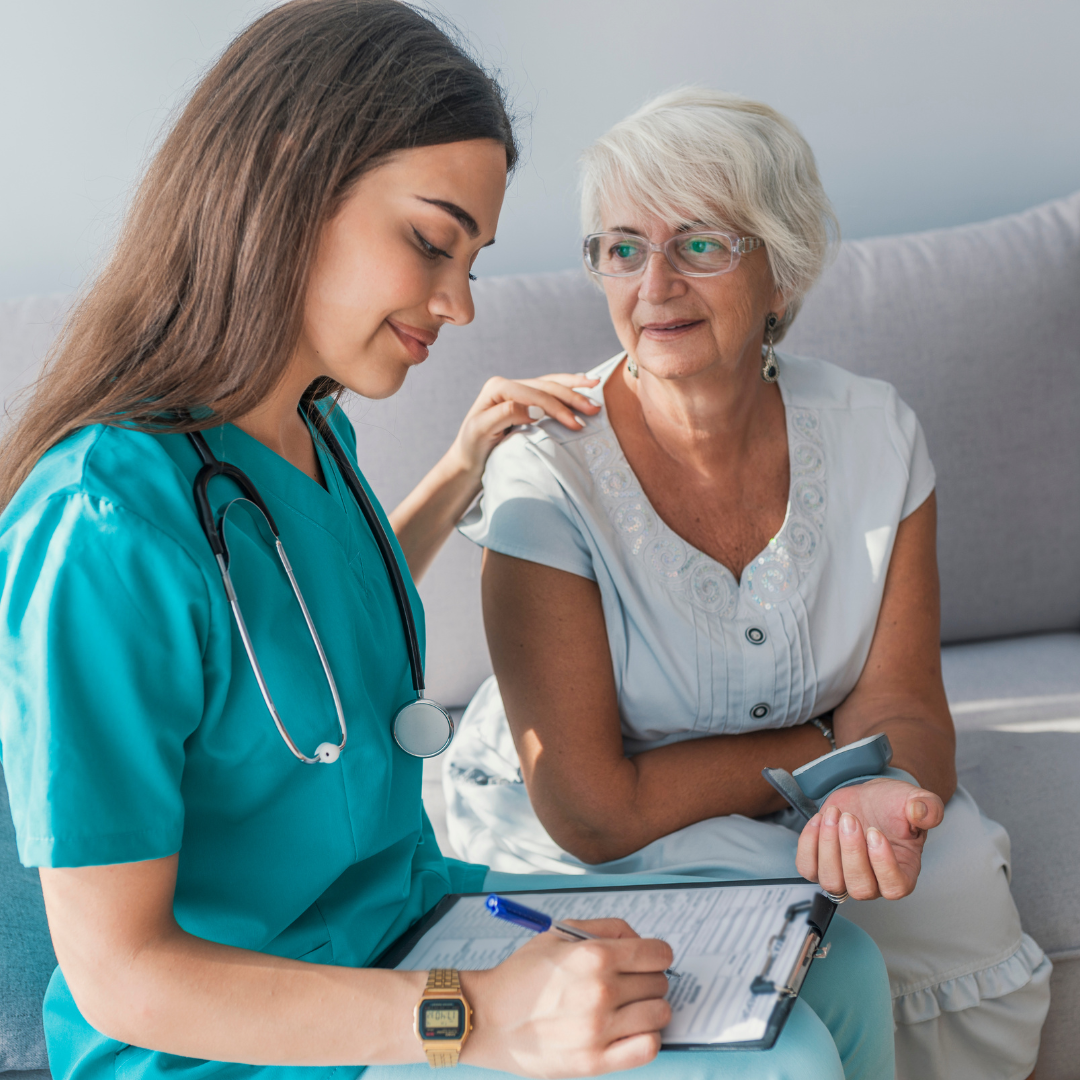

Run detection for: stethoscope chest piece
[[393, 699, 455, 758]]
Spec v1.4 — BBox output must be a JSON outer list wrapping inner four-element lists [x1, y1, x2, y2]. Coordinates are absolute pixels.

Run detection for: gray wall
[[2, 0, 1079, 298]]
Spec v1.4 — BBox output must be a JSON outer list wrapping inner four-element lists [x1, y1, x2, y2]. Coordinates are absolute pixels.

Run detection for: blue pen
[[486, 894, 682, 979]]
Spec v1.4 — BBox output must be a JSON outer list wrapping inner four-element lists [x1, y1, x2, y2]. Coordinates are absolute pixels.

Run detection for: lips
[[387, 319, 438, 362], [640, 319, 704, 339]]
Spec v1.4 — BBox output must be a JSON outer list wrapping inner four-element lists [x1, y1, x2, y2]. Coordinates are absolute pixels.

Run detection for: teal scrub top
[[0, 406, 486, 1080]]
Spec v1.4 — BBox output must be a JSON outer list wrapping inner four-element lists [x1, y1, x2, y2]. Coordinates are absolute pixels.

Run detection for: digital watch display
[[419, 1000, 466, 1039], [414, 969, 472, 1067]]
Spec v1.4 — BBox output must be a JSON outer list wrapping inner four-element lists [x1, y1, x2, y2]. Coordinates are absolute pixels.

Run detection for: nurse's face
[[298, 139, 507, 399]]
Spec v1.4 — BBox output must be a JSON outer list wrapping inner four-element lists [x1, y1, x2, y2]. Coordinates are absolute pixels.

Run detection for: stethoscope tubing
[[187, 403, 439, 764], [307, 405, 427, 699]]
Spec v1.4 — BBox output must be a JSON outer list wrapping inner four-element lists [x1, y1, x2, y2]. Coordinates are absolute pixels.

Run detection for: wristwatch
[[414, 968, 472, 1067]]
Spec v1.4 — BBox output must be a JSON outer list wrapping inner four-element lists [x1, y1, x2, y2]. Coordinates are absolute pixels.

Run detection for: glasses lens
[[587, 233, 648, 276], [670, 233, 734, 274]]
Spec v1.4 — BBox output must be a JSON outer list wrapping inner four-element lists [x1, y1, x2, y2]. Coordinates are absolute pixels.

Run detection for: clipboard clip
[[750, 900, 813, 996], [773, 942, 831, 998], [751, 899, 833, 1001]]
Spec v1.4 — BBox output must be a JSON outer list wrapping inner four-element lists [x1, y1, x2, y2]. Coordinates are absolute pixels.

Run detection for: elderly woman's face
[[598, 198, 784, 382]]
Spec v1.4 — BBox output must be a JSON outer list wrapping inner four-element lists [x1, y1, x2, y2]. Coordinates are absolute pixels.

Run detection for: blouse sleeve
[[0, 492, 210, 868], [886, 389, 937, 520], [458, 432, 596, 581]]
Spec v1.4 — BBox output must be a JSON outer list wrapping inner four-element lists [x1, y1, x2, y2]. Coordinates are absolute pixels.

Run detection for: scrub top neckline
[[199, 417, 361, 555]]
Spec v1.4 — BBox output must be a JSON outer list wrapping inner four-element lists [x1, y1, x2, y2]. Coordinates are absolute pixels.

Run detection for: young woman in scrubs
[[0, 2, 894, 1078]]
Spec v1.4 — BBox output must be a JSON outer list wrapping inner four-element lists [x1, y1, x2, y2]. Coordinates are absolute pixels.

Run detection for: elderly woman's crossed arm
[[481, 491, 952, 902]]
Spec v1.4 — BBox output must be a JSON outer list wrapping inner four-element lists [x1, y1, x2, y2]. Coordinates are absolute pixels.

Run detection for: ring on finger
[[822, 888, 849, 904]]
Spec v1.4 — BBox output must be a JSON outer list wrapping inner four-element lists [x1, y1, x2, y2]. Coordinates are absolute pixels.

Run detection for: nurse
[[0, 2, 893, 1079]]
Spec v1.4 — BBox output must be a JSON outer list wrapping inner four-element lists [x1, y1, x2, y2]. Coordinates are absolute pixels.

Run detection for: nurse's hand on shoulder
[[450, 373, 601, 479], [460, 917, 673, 1077], [796, 777, 946, 901]]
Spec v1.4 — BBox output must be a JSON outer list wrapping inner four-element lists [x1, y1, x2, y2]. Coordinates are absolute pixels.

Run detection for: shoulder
[[482, 351, 625, 480], [779, 351, 935, 517], [777, 352, 903, 414], [1, 423, 211, 567], [779, 352, 925, 452]]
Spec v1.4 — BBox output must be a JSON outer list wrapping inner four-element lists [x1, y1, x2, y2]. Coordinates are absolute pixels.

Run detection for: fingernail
[[527, 405, 544, 421], [574, 414, 587, 427], [807, 813, 821, 827], [911, 800, 928, 821], [824, 805, 841, 827], [867, 827, 883, 849], [840, 812, 858, 836]]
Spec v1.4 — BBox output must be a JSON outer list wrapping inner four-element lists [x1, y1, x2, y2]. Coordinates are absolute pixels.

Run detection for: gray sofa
[[2, 190, 1078, 1079]]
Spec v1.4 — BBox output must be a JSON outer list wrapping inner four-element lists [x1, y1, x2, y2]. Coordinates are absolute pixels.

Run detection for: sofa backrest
[[2, 193, 1079, 706]]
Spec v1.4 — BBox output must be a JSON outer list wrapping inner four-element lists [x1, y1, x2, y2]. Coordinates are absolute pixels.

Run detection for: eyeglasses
[[583, 230, 764, 278]]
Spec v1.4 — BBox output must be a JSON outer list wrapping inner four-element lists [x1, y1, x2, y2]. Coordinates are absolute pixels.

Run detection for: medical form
[[375, 879, 835, 1051]]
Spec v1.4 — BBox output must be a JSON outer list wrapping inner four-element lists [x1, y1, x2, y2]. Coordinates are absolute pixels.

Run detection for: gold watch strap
[[422, 969, 464, 1068], [425, 1048, 460, 1068], [426, 969, 461, 993]]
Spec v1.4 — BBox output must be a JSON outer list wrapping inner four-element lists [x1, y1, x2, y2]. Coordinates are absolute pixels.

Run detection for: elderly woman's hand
[[795, 778, 946, 901]]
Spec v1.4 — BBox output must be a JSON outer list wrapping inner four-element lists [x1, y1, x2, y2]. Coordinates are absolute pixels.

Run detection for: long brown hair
[[0, 0, 516, 510]]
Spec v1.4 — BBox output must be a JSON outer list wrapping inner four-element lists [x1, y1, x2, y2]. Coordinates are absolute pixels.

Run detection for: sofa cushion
[[786, 193, 1080, 643], [0, 766, 54, 1071], [943, 632, 1080, 1080], [346, 270, 622, 704], [943, 632, 1080, 960]]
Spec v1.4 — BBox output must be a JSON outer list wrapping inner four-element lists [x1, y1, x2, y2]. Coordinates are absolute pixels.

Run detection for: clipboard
[[374, 878, 836, 1051]]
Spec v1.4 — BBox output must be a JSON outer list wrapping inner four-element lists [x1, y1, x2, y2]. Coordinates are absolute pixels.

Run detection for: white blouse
[[446, 350, 935, 870]]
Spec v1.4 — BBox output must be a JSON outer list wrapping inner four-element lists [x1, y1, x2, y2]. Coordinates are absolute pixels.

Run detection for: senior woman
[[443, 89, 1051, 1080]]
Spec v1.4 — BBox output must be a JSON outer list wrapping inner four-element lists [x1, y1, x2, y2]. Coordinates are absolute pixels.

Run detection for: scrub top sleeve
[[886, 389, 937, 520], [0, 493, 210, 868], [458, 434, 596, 581]]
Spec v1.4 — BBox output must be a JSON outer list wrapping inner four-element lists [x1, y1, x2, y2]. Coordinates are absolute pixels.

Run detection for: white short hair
[[580, 87, 838, 339]]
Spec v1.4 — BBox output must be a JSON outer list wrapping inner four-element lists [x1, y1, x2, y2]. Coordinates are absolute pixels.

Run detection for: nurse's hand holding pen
[[389, 373, 601, 582], [461, 917, 675, 1076], [41, 858, 674, 1077]]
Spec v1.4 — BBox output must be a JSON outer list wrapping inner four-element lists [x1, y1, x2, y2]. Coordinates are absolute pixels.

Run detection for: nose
[[429, 267, 476, 327], [638, 249, 683, 304]]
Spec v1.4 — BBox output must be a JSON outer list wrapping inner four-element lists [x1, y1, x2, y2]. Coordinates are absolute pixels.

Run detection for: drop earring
[[761, 313, 779, 383], [627, 354, 639, 378]]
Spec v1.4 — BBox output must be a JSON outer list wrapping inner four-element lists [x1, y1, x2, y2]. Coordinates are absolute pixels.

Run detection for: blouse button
[[750, 703, 771, 720], [746, 627, 766, 645]]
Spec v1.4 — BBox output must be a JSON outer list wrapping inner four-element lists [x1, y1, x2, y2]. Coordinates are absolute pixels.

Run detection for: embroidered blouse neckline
[[575, 354, 828, 616]]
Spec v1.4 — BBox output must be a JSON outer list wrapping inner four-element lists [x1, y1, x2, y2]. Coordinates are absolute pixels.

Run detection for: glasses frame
[[583, 230, 764, 279]]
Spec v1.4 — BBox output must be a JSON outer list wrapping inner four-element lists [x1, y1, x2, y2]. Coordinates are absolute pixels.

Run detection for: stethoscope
[[187, 403, 454, 764]]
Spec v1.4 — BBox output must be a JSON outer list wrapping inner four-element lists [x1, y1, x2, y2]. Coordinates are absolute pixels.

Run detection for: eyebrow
[[417, 197, 495, 246], [608, 222, 703, 236]]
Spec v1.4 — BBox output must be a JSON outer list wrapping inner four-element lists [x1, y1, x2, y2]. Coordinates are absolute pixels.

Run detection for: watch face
[[419, 999, 466, 1041]]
